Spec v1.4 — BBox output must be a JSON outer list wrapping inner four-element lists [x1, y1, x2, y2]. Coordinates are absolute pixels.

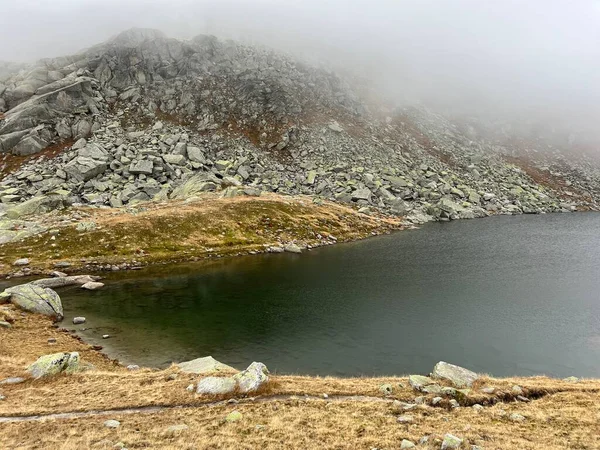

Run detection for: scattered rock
[[225, 411, 243, 423], [104, 419, 120, 429], [196, 377, 237, 395], [0, 320, 11, 328], [509, 413, 526, 422], [379, 383, 393, 395], [400, 439, 416, 449], [27, 352, 80, 378], [397, 415, 414, 424], [511, 385, 524, 395], [563, 376, 580, 383], [126, 365, 140, 371], [432, 361, 479, 388], [13, 258, 30, 266], [0, 377, 25, 385], [72, 317, 86, 325], [233, 362, 269, 393], [284, 243, 302, 254], [177, 356, 235, 374], [81, 282, 105, 290], [441, 433, 463, 450]]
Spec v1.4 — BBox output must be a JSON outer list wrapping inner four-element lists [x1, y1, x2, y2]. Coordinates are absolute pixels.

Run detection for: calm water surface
[[56, 213, 600, 377]]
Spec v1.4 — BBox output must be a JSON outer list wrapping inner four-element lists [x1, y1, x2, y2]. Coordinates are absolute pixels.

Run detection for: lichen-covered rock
[[5, 284, 63, 319], [27, 352, 80, 378], [432, 361, 479, 388], [408, 374, 435, 391], [177, 356, 235, 374], [233, 362, 269, 393], [196, 377, 237, 395], [441, 433, 463, 450]]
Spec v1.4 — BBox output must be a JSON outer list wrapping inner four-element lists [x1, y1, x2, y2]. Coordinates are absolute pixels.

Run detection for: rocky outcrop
[[0, 28, 598, 224], [27, 352, 80, 378], [3, 284, 63, 320]]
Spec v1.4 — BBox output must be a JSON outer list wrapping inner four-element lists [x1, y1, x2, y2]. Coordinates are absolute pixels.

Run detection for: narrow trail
[[0, 394, 396, 424]]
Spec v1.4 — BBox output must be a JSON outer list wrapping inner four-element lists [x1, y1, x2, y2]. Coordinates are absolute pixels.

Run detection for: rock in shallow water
[[81, 281, 105, 290], [4, 284, 63, 320]]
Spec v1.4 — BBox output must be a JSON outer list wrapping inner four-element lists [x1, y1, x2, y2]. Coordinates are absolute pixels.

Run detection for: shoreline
[[1, 306, 599, 449]]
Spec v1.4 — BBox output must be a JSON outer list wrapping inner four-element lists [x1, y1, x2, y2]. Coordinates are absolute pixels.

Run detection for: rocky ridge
[[0, 28, 599, 234]]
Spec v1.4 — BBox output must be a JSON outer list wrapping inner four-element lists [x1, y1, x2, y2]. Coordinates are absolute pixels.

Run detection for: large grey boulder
[[5, 195, 69, 219], [177, 356, 235, 374], [4, 284, 63, 320], [196, 377, 237, 395], [27, 352, 80, 378], [11, 135, 46, 156], [432, 361, 479, 388], [233, 362, 269, 393], [64, 157, 107, 181]]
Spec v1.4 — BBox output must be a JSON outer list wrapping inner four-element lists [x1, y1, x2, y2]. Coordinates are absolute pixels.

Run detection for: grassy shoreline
[[0, 308, 599, 449], [0, 193, 404, 277]]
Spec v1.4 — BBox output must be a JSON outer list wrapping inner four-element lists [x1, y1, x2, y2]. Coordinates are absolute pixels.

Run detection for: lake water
[[58, 213, 600, 378]]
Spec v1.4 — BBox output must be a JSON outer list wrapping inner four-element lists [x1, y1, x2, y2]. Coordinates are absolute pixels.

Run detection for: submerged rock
[[176, 356, 235, 374], [233, 362, 269, 393], [432, 361, 479, 388], [4, 284, 63, 320], [81, 281, 105, 290], [27, 352, 80, 378]]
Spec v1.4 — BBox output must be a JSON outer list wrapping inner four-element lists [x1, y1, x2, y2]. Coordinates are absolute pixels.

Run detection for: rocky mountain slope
[[1, 28, 599, 227]]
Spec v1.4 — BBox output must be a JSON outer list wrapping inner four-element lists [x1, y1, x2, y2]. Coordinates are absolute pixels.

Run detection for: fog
[[1, 0, 599, 143]]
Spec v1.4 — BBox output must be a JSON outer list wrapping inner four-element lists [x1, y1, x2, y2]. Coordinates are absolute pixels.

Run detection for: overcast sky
[[1, 0, 599, 136]]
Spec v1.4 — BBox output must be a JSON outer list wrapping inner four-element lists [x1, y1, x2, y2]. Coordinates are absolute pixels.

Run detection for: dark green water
[[57, 213, 600, 378]]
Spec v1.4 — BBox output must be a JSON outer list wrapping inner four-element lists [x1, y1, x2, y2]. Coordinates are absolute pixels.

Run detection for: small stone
[[186, 384, 195, 392], [165, 424, 188, 433], [432, 396, 443, 405], [449, 399, 460, 408], [72, 317, 86, 325], [48, 338, 57, 344], [0, 377, 25, 385], [126, 365, 140, 371], [81, 282, 104, 290], [0, 395, 5, 401], [104, 419, 120, 428], [511, 385, 523, 395], [472, 404, 484, 411], [102, 334, 110, 339], [397, 415, 414, 424], [480, 387, 495, 394], [400, 439, 416, 449], [408, 374, 434, 391], [14, 258, 30, 266], [517, 395, 530, 402], [509, 413, 525, 422], [563, 376, 580, 383], [0, 321, 11, 328], [379, 383, 393, 395], [322, 393, 329, 399], [441, 433, 463, 450], [225, 411, 243, 422]]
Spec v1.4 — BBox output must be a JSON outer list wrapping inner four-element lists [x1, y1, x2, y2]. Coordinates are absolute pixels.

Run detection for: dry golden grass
[[1, 309, 600, 449], [0, 193, 401, 276]]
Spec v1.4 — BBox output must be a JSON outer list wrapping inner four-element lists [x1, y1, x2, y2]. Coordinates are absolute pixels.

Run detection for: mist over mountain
[[1, 0, 598, 145]]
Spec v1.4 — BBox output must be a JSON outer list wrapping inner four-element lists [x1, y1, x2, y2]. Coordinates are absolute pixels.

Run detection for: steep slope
[[0, 28, 598, 227]]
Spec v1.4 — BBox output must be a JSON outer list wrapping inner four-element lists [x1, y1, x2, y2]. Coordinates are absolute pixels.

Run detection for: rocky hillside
[[1, 28, 599, 227]]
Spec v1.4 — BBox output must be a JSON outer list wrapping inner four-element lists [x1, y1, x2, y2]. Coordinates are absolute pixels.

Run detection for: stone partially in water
[[72, 317, 86, 325], [81, 281, 105, 290], [27, 352, 80, 378], [432, 361, 479, 388], [196, 377, 237, 395], [177, 356, 235, 374], [233, 362, 269, 393], [5, 284, 63, 320]]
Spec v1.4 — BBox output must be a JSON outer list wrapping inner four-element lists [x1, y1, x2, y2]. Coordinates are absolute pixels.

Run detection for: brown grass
[[0, 193, 401, 276], [1, 309, 600, 449]]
